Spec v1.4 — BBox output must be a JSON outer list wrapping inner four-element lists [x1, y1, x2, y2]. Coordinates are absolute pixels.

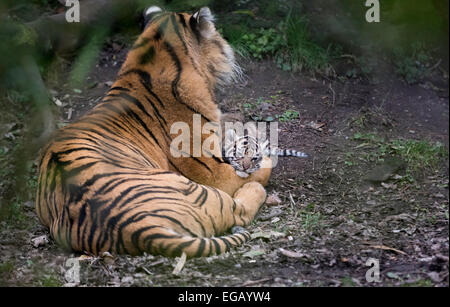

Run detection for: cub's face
[[222, 129, 265, 178]]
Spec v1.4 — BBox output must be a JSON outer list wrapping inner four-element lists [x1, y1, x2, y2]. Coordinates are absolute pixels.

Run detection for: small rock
[[23, 201, 35, 210], [427, 271, 441, 283], [258, 102, 271, 111], [366, 200, 377, 206], [265, 194, 282, 206], [31, 235, 49, 248], [121, 276, 134, 284]]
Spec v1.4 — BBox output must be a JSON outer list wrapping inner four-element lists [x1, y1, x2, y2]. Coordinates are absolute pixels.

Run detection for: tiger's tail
[[130, 226, 252, 258], [268, 148, 309, 158]]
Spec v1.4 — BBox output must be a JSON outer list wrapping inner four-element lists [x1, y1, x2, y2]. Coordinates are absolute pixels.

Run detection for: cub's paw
[[235, 170, 249, 178]]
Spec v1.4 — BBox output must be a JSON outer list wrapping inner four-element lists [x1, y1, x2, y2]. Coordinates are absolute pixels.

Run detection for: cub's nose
[[242, 159, 252, 170]]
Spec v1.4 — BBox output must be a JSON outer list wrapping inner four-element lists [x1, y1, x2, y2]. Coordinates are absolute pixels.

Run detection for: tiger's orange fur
[[36, 7, 271, 258]]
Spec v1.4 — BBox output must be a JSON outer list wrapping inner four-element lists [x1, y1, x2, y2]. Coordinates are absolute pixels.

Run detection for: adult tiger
[[35, 6, 272, 258]]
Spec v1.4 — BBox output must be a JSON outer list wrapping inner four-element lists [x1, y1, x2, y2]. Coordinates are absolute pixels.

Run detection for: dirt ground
[[0, 35, 448, 287]]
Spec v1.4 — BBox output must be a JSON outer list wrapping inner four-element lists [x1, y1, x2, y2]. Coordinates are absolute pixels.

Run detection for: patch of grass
[[275, 14, 336, 75], [353, 132, 448, 178], [276, 110, 299, 122], [394, 42, 435, 84], [240, 28, 284, 60], [389, 139, 447, 172], [0, 260, 15, 286], [401, 279, 434, 287], [221, 13, 338, 75], [240, 94, 281, 121], [0, 261, 14, 274], [300, 203, 322, 232], [1, 200, 29, 230], [0, 90, 38, 228], [340, 276, 356, 287], [39, 274, 63, 287]]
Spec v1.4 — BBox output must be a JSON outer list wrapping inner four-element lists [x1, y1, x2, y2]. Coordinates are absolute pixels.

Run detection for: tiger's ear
[[190, 7, 216, 39], [143, 6, 163, 29], [224, 128, 237, 142]]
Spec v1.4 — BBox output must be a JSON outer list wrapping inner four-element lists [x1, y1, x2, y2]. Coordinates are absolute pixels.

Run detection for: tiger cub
[[223, 128, 309, 178]]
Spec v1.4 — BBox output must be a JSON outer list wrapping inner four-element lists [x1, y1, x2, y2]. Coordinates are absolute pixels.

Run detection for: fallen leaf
[[102, 251, 115, 265], [251, 230, 286, 240], [258, 208, 283, 221], [78, 255, 93, 261], [271, 217, 280, 223], [369, 245, 407, 256], [52, 97, 63, 107], [308, 121, 325, 131], [381, 182, 397, 189], [279, 248, 309, 259], [172, 252, 187, 274], [243, 249, 265, 258], [241, 278, 271, 287], [386, 272, 400, 279]]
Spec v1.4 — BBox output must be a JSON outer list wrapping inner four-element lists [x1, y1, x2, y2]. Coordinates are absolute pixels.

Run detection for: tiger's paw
[[234, 182, 266, 205]]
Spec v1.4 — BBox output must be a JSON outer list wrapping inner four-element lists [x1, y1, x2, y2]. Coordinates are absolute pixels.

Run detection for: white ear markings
[[145, 6, 162, 16], [261, 140, 270, 151], [193, 7, 215, 39], [225, 129, 237, 142], [198, 7, 214, 23]]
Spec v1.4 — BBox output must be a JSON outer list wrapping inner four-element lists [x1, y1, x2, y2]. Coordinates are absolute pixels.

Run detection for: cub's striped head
[[130, 6, 242, 90], [223, 127, 265, 178]]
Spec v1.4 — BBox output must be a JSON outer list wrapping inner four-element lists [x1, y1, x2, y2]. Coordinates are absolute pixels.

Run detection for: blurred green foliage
[[394, 42, 435, 84]]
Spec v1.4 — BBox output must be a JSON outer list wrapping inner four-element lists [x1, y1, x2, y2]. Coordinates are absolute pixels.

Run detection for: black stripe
[[140, 46, 155, 64], [217, 237, 232, 252], [107, 93, 161, 148], [211, 238, 221, 255], [108, 86, 131, 92], [177, 13, 187, 28], [194, 238, 206, 257], [189, 14, 201, 42], [171, 239, 196, 257], [131, 38, 150, 50], [155, 16, 170, 40]]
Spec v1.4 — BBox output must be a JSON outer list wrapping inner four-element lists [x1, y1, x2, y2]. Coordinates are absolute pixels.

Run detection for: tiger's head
[[132, 6, 242, 90]]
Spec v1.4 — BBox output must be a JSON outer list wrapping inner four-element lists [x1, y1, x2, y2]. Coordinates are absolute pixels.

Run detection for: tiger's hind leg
[[231, 181, 267, 227]]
